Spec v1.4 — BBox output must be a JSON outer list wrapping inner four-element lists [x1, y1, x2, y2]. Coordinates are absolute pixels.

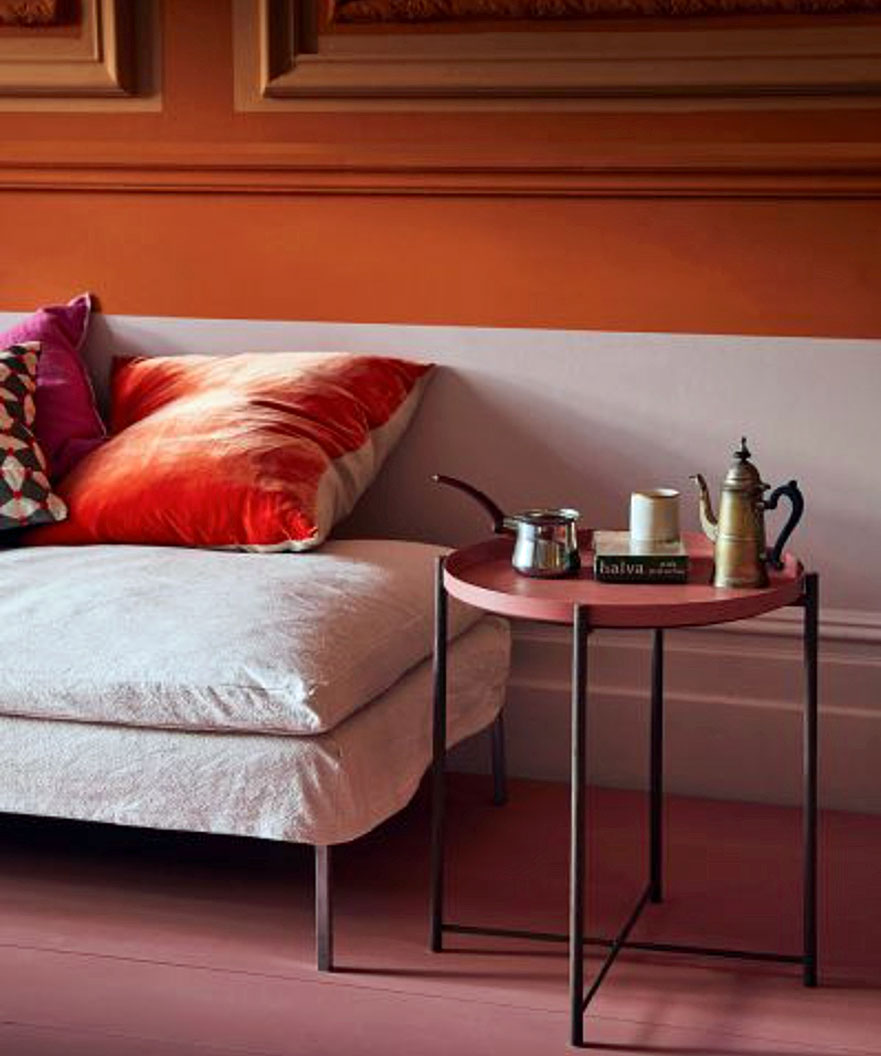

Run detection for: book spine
[[594, 557, 689, 584]]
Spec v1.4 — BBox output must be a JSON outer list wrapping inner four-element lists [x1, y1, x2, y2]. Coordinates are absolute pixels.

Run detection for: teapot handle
[[764, 479, 804, 570], [431, 474, 510, 535]]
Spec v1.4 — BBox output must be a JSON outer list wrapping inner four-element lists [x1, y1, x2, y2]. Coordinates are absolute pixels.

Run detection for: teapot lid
[[723, 437, 765, 490]]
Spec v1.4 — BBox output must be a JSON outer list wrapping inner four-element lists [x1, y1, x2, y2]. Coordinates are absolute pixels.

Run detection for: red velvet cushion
[[25, 351, 432, 550]]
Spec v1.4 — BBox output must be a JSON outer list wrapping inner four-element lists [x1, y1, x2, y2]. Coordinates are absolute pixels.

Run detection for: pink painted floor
[[0, 775, 879, 1055]]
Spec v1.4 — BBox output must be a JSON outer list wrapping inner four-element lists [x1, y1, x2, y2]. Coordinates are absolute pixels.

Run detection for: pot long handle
[[431, 474, 510, 535], [764, 479, 804, 570]]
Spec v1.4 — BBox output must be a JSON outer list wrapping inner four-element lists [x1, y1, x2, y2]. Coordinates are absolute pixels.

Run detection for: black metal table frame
[[429, 557, 819, 1049]]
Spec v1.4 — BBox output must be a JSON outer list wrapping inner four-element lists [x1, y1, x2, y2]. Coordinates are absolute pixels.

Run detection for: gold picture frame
[[235, 0, 881, 110]]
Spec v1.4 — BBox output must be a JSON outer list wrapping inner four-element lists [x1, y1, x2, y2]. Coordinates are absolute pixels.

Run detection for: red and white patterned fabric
[[0, 343, 67, 531], [26, 351, 432, 550]]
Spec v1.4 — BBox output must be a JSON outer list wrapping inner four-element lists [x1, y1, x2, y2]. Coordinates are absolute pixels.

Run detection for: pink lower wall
[[4, 309, 867, 812]]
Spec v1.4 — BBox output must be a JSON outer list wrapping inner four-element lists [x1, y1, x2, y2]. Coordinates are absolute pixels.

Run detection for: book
[[593, 530, 689, 584]]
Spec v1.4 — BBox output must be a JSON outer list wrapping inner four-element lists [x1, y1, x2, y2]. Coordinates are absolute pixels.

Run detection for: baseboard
[[449, 608, 881, 814]]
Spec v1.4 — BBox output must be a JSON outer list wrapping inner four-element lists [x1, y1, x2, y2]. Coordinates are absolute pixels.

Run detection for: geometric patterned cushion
[[0, 343, 67, 531]]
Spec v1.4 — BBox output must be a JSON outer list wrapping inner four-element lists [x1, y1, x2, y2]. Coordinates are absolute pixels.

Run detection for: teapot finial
[[736, 436, 751, 462]]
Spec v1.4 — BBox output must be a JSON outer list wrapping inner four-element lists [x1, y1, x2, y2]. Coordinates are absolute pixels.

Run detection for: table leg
[[429, 556, 448, 953], [803, 572, 819, 987], [650, 629, 665, 904], [570, 605, 590, 1048]]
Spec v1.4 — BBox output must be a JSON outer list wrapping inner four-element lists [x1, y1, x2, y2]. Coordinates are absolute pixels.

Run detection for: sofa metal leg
[[315, 845, 333, 972], [491, 710, 508, 806]]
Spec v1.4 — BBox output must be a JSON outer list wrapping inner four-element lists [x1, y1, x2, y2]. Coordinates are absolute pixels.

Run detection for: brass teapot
[[691, 439, 804, 589]]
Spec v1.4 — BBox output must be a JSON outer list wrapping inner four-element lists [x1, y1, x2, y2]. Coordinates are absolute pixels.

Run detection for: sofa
[[0, 298, 512, 971]]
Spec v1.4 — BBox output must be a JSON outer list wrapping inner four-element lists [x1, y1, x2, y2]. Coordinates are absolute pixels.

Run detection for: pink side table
[[429, 530, 818, 1049]]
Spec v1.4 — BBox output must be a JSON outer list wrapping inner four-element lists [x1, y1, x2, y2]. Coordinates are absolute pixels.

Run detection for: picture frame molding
[[234, 0, 881, 110], [0, 0, 154, 103]]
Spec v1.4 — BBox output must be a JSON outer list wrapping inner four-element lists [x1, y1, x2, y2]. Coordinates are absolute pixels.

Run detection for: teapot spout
[[690, 473, 719, 543]]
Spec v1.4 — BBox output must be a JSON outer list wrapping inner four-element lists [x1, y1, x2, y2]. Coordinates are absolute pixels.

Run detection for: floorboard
[[0, 776, 878, 1054]]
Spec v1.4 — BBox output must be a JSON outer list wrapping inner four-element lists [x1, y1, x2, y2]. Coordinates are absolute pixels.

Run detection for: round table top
[[443, 530, 804, 628]]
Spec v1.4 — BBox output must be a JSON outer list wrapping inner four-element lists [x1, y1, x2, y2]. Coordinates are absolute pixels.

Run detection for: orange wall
[[1, 0, 880, 338]]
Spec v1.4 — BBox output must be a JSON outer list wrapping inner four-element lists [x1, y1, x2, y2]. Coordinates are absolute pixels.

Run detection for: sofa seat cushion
[[0, 618, 510, 846], [0, 539, 481, 735]]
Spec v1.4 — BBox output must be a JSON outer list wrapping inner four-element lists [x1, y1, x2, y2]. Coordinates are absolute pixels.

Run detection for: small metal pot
[[432, 474, 581, 578]]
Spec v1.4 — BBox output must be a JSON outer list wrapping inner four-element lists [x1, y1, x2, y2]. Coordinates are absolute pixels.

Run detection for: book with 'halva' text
[[593, 530, 689, 584]]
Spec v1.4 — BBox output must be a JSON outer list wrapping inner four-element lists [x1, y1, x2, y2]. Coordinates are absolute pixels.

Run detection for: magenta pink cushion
[[0, 294, 106, 480]]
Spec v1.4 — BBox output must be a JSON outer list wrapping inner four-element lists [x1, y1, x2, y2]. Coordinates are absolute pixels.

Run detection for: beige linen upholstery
[[0, 618, 509, 844], [0, 539, 483, 735]]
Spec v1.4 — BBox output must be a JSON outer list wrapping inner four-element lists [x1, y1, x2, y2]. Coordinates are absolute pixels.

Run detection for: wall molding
[[235, 0, 881, 110], [0, 0, 158, 110], [0, 140, 880, 198], [0, 0, 132, 98], [451, 605, 881, 813]]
